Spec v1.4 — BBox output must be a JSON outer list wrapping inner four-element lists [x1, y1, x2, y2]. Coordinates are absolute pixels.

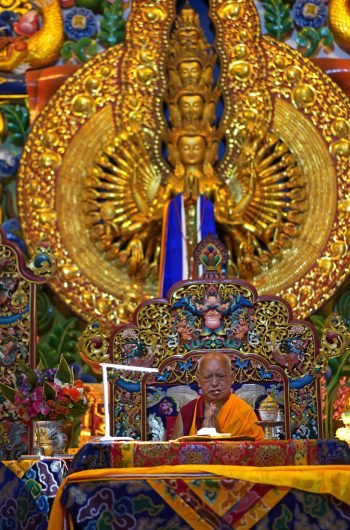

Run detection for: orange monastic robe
[[188, 394, 264, 440]]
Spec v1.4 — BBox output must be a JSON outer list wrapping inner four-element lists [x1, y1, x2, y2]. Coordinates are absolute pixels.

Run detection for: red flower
[[62, 387, 82, 403]]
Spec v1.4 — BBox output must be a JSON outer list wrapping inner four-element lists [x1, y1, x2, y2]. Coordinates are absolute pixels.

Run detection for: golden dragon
[[0, 0, 64, 72]]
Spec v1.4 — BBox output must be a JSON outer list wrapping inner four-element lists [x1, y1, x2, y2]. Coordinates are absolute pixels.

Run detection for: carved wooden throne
[[81, 236, 325, 441]]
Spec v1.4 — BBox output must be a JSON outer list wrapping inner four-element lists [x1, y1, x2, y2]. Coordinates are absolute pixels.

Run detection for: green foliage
[[0, 102, 29, 147], [43, 380, 56, 401], [324, 347, 350, 437], [37, 286, 55, 334], [98, 0, 126, 48], [335, 290, 350, 327], [0, 382, 16, 403], [26, 364, 39, 388], [61, 38, 98, 64], [322, 290, 350, 436], [262, 0, 293, 40], [36, 317, 81, 368], [55, 355, 74, 385], [296, 27, 334, 57], [75, 0, 102, 13], [309, 315, 325, 336], [311, 289, 350, 437], [319, 27, 334, 49]]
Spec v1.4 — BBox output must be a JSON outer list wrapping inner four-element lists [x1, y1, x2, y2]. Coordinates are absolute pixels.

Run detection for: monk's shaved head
[[198, 352, 232, 375]]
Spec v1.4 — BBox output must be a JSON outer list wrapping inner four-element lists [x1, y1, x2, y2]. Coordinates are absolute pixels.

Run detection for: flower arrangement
[[0, 356, 88, 425]]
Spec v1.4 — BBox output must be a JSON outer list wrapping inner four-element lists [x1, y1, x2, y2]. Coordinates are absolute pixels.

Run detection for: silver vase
[[32, 420, 72, 456]]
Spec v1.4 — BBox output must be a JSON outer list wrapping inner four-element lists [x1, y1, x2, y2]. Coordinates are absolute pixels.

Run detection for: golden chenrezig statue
[[18, 0, 349, 324], [84, 5, 305, 294]]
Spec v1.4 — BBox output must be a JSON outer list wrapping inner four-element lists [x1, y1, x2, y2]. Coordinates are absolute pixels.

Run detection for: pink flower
[[32, 399, 50, 416], [32, 387, 45, 400]]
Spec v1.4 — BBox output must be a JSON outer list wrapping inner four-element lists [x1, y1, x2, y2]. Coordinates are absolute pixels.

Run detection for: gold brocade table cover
[[69, 438, 350, 473]]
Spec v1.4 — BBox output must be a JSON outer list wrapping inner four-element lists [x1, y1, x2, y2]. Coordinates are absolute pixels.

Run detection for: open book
[[174, 434, 256, 442]]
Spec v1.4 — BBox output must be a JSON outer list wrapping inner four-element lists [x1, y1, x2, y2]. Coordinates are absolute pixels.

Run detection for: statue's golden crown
[[165, 83, 220, 105], [163, 122, 223, 145], [174, 7, 202, 33], [167, 46, 216, 71]]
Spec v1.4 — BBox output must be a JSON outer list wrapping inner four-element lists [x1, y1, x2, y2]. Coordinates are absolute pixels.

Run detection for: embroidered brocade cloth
[[69, 438, 350, 474], [0, 458, 69, 530], [50, 465, 350, 529]]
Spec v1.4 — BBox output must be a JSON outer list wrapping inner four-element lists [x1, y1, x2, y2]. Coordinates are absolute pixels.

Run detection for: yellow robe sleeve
[[216, 393, 264, 440]]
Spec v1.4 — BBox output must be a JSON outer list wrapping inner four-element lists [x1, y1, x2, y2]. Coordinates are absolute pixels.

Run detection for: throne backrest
[[109, 277, 322, 441]]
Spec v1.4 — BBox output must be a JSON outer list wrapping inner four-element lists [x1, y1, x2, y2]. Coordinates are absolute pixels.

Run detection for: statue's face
[[178, 29, 200, 48], [203, 309, 222, 330], [178, 135, 206, 165], [179, 94, 204, 120], [178, 61, 202, 86]]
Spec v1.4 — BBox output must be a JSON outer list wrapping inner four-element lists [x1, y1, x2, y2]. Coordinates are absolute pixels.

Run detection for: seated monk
[[172, 351, 264, 440]]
